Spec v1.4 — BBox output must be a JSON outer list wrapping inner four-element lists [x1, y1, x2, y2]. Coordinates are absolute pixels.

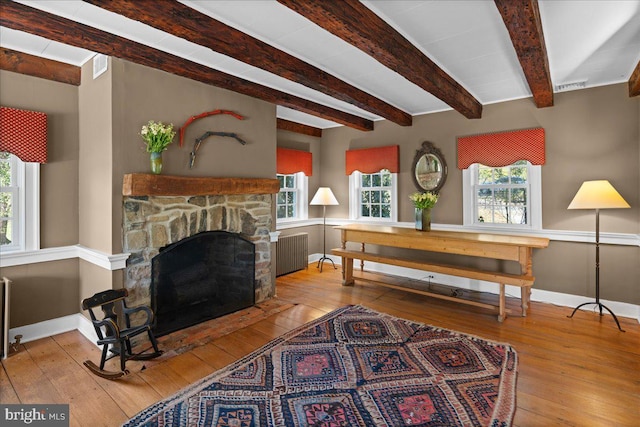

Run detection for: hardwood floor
[[2, 266, 639, 426]]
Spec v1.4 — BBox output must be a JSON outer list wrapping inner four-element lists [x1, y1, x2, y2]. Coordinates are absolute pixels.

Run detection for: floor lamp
[[310, 187, 339, 272], [567, 180, 630, 331]]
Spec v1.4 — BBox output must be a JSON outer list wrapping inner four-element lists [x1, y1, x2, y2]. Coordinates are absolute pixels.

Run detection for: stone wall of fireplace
[[122, 193, 274, 309]]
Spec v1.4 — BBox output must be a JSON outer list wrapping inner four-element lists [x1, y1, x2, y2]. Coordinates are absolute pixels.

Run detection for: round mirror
[[412, 141, 447, 193]]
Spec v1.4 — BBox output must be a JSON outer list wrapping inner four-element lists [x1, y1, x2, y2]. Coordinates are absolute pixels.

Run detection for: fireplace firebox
[[151, 231, 255, 336]]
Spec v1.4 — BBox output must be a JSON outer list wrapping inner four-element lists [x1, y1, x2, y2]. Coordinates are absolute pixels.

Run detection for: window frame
[[276, 172, 308, 223], [349, 169, 398, 222], [0, 153, 40, 253], [463, 162, 541, 231]]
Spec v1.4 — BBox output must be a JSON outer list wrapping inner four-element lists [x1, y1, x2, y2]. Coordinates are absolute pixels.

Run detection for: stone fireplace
[[121, 174, 280, 330]]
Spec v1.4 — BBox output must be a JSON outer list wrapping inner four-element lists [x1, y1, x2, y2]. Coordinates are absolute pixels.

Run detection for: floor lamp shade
[[566, 180, 630, 331], [310, 187, 338, 272], [310, 187, 339, 206], [568, 180, 630, 210]]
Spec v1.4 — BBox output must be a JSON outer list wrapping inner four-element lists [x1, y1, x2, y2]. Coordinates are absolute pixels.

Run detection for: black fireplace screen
[[151, 231, 255, 336]]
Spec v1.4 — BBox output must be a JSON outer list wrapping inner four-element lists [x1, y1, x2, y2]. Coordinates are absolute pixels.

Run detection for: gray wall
[[2, 57, 278, 328], [0, 71, 80, 327]]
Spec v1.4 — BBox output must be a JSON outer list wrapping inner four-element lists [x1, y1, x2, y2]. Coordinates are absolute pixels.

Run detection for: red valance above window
[[345, 145, 399, 175], [277, 147, 312, 176], [457, 128, 545, 169], [0, 106, 48, 163]]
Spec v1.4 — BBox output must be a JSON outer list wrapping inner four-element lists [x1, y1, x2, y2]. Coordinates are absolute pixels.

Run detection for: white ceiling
[[2, 0, 639, 129]]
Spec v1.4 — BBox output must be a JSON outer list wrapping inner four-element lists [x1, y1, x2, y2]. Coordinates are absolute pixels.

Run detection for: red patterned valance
[[345, 145, 399, 175], [277, 147, 312, 176], [457, 128, 544, 169], [0, 106, 47, 163]]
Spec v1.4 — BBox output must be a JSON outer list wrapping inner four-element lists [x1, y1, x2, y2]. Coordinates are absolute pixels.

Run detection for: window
[[0, 152, 39, 253], [349, 169, 397, 222], [276, 172, 308, 221], [463, 161, 541, 230]]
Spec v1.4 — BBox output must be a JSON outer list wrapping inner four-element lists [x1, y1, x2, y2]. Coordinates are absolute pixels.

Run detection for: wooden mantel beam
[[494, 0, 554, 108], [629, 60, 640, 97], [123, 174, 280, 196], [0, 47, 81, 86], [277, 0, 483, 119], [0, 0, 373, 132], [84, 0, 411, 127]]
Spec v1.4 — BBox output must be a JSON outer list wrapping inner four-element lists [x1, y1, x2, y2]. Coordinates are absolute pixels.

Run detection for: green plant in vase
[[140, 120, 176, 174], [409, 191, 439, 231]]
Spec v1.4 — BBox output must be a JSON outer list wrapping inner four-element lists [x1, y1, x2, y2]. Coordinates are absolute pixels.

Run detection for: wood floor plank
[[2, 342, 68, 404], [21, 337, 128, 426], [161, 352, 217, 384], [137, 363, 193, 399], [52, 331, 163, 418], [246, 317, 292, 339], [190, 342, 238, 370], [0, 363, 20, 403], [1, 265, 638, 426]]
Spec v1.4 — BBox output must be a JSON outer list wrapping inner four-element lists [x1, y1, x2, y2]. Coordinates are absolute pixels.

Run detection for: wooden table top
[[334, 223, 550, 249]]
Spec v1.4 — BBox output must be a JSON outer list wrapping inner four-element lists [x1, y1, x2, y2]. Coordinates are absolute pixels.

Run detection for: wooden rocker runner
[[82, 289, 163, 379]]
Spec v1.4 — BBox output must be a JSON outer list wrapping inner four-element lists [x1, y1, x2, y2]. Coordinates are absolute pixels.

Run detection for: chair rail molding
[[0, 245, 130, 270]]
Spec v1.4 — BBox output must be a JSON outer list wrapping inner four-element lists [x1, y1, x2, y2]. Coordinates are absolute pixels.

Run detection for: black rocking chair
[[82, 289, 162, 379]]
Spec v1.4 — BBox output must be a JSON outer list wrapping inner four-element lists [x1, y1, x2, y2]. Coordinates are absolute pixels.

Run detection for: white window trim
[[463, 163, 541, 231], [276, 172, 308, 223], [349, 171, 398, 222], [1, 155, 40, 254]]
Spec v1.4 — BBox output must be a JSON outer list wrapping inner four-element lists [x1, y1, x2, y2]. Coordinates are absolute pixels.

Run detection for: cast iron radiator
[[276, 233, 308, 276]]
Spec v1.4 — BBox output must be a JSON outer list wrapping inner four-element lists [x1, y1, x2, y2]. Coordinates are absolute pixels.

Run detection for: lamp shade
[[567, 180, 630, 210], [310, 187, 339, 206]]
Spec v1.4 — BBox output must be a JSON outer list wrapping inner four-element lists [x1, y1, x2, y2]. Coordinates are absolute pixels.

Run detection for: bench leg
[[342, 257, 354, 286], [521, 286, 531, 316], [498, 283, 506, 322]]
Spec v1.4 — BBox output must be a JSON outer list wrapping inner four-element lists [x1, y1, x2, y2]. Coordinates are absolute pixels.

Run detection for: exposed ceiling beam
[[0, 47, 81, 86], [494, 0, 553, 108], [83, 0, 411, 127], [277, 118, 322, 137], [0, 0, 373, 132], [277, 0, 482, 119], [629, 59, 640, 97]]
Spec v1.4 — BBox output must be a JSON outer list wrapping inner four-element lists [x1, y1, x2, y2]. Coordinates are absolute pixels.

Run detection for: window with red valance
[[345, 145, 399, 175], [277, 147, 312, 176], [457, 128, 545, 169], [0, 106, 48, 163]]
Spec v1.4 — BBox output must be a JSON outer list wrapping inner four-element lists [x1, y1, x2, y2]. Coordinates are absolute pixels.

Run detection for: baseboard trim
[[311, 253, 640, 323]]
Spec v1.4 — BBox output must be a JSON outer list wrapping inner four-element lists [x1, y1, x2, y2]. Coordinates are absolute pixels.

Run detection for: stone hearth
[[121, 174, 279, 310]]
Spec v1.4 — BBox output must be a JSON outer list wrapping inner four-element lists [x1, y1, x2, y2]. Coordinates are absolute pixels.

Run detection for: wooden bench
[[332, 248, 534, 321], [332, 224, 549, 322]]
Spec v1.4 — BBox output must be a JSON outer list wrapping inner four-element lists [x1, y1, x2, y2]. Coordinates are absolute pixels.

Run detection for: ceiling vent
[[554, 80, 587, 93], [93, 54, 108, 79]]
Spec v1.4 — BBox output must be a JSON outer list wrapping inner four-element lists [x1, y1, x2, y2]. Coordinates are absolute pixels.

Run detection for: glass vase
[[415, 208, 431, 231], [150, 152, 163, 174]]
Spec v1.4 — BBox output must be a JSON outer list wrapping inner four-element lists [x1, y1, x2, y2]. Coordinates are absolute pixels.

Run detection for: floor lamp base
[[316, 256, 336, 273], [568, 301, 625, 332]]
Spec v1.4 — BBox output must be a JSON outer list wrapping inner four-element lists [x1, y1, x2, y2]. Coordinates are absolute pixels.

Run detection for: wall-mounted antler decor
[[189, 131, 247, 169], [178, 110, 244, 147]]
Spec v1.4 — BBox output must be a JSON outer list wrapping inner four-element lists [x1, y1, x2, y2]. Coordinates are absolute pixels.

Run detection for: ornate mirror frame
[[411, 141, 448, 193]]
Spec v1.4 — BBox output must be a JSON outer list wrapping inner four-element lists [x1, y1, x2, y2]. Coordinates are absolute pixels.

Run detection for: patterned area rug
[[124, 305, 518, 427]]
